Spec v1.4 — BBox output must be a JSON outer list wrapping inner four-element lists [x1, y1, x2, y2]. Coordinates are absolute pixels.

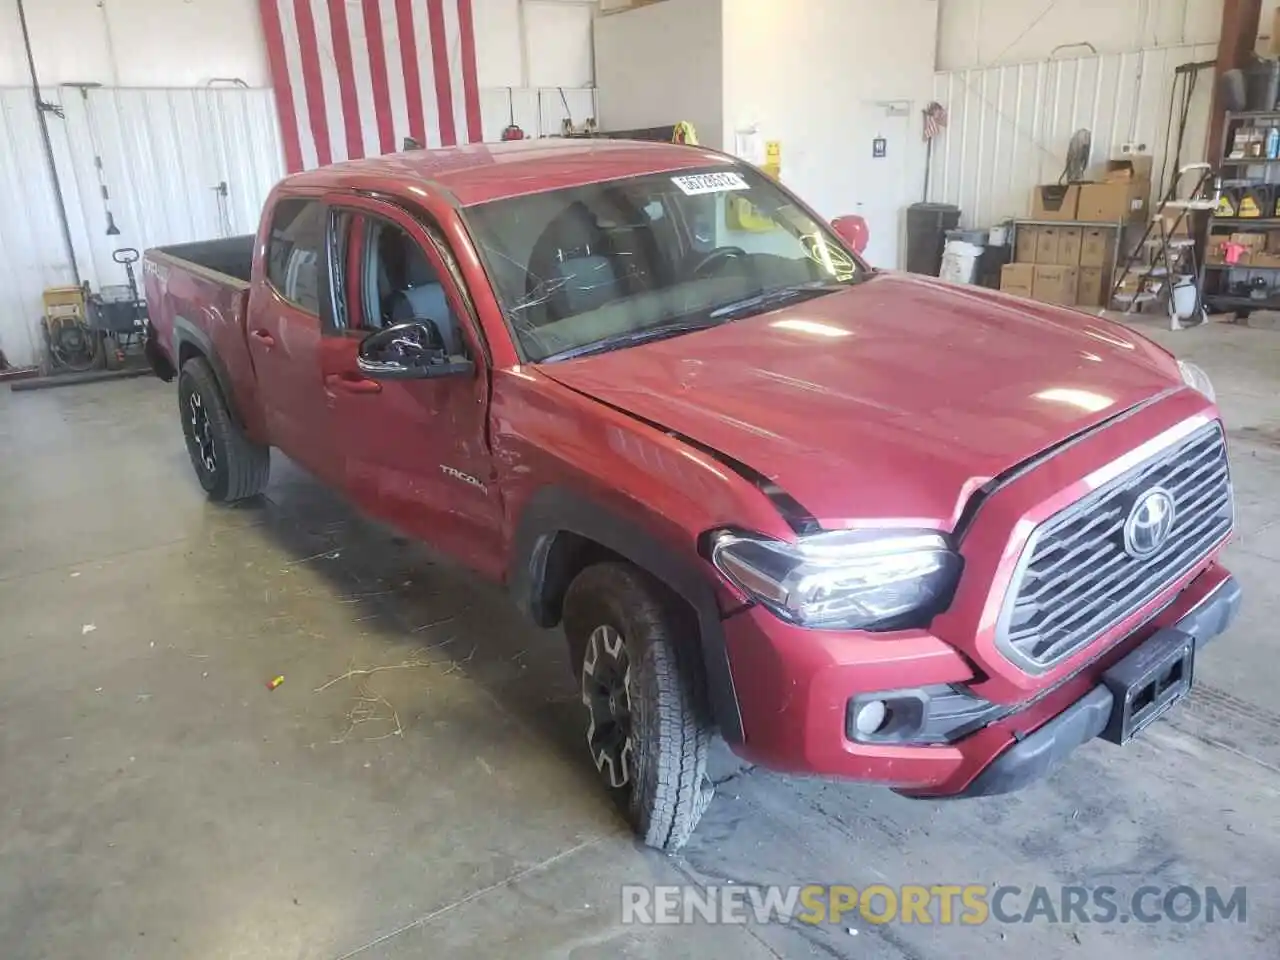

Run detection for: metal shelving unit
[[1214, 217, 1280, 225], [1204, 110, 1280, 316]]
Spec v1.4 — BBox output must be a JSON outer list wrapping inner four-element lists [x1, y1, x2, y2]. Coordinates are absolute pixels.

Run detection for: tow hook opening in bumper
[[908, 573, 1242, 800]]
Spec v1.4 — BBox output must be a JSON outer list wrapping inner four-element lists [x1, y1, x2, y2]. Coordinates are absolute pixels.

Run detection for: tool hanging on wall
[[64, 82, 121, 236], [205, 78, 250, 239], [212, 181, 232, 238], [501, 88, 525, 141]]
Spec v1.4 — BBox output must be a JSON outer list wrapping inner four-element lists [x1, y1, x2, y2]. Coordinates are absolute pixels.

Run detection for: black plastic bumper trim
[[937, 573, 1241, 799]]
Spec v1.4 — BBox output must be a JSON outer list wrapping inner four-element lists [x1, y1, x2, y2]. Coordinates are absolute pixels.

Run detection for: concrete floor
[[2, 317, 1278, 959]]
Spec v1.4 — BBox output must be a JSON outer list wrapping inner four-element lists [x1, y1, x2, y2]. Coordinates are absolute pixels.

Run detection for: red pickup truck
[[144, 139, 1239, 850]]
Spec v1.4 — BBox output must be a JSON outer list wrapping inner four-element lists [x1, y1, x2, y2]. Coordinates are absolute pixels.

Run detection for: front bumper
[[723, 563, 1240, 795], [939, 571, 1241, 798]]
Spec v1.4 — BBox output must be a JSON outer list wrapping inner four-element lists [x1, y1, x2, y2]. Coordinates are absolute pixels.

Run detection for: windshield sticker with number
[[671, 172, 750, 196]]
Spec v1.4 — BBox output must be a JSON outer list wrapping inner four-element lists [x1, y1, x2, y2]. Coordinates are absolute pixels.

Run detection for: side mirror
[[831, 215, 870, 254], [356, 320, 474, 380]]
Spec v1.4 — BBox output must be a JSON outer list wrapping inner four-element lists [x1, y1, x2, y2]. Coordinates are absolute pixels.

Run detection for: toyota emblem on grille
[[1123, 487, 1177, 558]]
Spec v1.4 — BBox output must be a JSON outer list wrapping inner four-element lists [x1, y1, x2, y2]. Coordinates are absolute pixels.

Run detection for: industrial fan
[[1063, 129, 1093, 183]]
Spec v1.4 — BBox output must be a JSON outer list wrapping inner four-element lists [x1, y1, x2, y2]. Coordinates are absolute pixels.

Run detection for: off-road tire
[[562, 562, 714, 851], [177, 357, 270, 502]]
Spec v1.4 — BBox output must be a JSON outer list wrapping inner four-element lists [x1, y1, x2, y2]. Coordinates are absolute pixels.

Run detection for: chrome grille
[[996, 421, 1232, 674]]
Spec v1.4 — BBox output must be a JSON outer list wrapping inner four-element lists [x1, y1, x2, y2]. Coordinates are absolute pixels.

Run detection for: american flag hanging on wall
[[258, 0, 483, 173]]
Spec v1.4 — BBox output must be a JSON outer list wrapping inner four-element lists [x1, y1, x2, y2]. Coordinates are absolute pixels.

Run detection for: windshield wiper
[[537, 317, 732, 363], [536, 281, 851, 364], [708, 281, 847, 321], [539, 317, 727, 363]]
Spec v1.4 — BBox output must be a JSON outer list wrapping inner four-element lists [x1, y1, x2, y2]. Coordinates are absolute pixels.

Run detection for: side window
[[266, 198, 327, 313], [359, 217, 468, 357]]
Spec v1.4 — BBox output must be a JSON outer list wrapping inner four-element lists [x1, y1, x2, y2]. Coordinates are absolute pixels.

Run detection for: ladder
[[1107, 163, 1218, 329]]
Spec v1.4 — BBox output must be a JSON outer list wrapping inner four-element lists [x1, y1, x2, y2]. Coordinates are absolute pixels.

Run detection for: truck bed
[[143, 234, 264, 436], [150, 236, 255, 284]]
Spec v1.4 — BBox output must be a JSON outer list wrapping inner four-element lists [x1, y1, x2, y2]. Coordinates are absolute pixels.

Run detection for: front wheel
[[177, 357, 270, 502], [562, 563, 714, 851]]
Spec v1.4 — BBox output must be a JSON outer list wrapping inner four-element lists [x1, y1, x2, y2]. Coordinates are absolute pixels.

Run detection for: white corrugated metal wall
[[56, 87, 287, 291], [0, 89, 76, 367], [927, 44, 1218, 228], [0, 86, 285, 369], [0, 84, 595, 369]]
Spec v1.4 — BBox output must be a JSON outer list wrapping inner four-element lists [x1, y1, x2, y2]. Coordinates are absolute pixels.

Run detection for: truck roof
[[282, 138, 732, 208]]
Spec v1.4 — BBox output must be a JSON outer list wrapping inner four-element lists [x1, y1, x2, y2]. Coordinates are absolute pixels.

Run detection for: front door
[[245, 196, 333, 482], [320, 196, 504, 579]]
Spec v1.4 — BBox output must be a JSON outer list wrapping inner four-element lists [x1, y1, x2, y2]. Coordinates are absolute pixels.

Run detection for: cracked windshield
[[464, 165, 862, 362]]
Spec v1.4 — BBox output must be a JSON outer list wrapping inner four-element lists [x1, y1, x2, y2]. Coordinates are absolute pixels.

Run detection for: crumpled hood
[[536, 273, 1183, 528]]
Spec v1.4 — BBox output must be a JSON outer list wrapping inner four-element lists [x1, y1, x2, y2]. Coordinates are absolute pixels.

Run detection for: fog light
[[847, 686, 1012, 745], [854, 699, 888, 736]]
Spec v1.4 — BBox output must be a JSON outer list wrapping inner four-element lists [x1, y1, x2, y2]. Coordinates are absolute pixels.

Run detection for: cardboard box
[[1035, 226, 1061, 264], [1077, 266, 1107, 307], [1015, 225, 1039, 263], [1159, 209, 1192, 237], [1104, 157, 1154, 183], [1251, 250, 1280, 269], [1113, 266, 1143, 292], [1001, 263, 1036, 298], [1231, 232, 1267, 252], [1111, 268, 1148, 306], [1079, 227, 1114, 267], [1077, 181, 1149, 223], [1033, 265, 1079, 305], [1268, 230, 1280, 254], [1031, 184, 1080, 221], [1056, 227, 1083, 265]]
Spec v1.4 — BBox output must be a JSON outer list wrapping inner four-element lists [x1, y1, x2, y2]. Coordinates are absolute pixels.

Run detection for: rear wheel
[[177, 357, 270, 502], [562, 562, 714, 851]]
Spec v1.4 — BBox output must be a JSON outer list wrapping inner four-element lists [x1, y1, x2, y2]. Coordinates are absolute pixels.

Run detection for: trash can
[[906, 203, 961, 276], [940, 240, 984, 285]]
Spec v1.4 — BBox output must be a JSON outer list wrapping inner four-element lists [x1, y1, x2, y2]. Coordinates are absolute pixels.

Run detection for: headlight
[[1178, 360, 1215, 402], [709, 529, 962, 630]]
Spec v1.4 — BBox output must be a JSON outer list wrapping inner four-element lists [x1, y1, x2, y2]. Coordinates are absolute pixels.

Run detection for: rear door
[[245, 196, 335, 482], [320, 194, 505, 580]]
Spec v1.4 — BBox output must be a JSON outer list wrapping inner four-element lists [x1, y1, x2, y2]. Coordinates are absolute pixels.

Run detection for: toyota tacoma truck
[[144, 139, 1240, 850]]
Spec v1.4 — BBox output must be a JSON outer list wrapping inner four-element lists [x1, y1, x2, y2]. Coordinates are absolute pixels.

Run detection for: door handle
[[250, 329, 276, 347], [325, 373, 382, 395]]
